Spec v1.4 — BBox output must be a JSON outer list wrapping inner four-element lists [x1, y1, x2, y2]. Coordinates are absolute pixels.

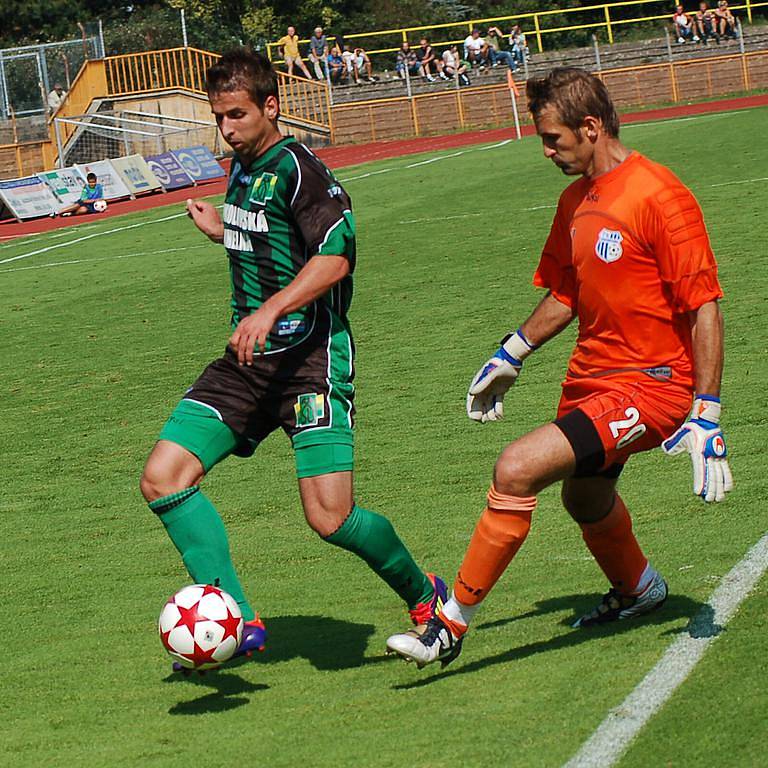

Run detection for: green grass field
[[2, 106, 767, 768]]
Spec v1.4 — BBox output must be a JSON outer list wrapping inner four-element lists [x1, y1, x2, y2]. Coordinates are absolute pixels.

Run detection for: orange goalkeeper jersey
[[533, 152, 722, 391]]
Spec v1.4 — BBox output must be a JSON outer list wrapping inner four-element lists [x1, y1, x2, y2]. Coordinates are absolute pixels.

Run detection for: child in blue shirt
[[53, 172, 107, 217]]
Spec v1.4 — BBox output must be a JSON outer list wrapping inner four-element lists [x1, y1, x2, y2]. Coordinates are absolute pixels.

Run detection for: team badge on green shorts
[[295, 393, 325, 427]]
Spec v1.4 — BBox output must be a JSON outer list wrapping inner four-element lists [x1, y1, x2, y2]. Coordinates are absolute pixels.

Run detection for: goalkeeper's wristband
[[691, 394, 721, 425], [499, 329, 537, 365]]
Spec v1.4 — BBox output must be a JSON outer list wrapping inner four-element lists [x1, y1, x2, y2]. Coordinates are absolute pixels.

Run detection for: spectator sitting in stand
[[694, 2, 720, 43], [341, 45, 359, 83], [327, 45, 347, 84], [509, 24, 531, 67], [277, 26, 313, 78], [442, 45, 471, 86], [714, 0, 738, 38], [672, 5, 699, 43], [341, 44, 377, 84], [464, 28, 490, 69], [416, 38, 438, 82], [354, 47, 377, 82], [52, 173, 105, 217], [486, 26, 518, 71], [47, 83, 67, 113], [309, 27, 329, 80], [396, 42, 422, 80]]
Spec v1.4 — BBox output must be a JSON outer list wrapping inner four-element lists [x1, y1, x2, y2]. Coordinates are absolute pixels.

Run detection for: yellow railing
[[266, 0, 768, 59], [102, 47, 330, 132], [104, 47, 218, 95]]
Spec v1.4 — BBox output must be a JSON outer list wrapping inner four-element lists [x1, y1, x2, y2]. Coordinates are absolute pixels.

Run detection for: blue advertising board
[[144, 152, 194, 191], [171, 145, 225, 182]]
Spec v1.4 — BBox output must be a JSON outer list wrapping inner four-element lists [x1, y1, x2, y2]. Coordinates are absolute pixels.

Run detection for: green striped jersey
[[223, 136, 356, 352]]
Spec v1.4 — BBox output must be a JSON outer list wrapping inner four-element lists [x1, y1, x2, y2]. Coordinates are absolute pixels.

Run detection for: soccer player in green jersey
[[140, 49, 445, 668]]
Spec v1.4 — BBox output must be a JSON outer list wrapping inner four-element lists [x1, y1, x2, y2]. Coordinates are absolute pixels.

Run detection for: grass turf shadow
[[392, 592, 707, 690], [164, 671, 269, 715], [229, 614, 381, 671]]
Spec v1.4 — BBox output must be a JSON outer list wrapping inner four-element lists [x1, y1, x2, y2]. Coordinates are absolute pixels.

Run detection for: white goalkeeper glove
[[466, 329, 537, 423], [662, 395, 734, 503]]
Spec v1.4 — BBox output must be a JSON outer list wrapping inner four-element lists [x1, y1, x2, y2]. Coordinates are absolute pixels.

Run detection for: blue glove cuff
[[696, 394, 720, 404], [691, 418, 719, 430], [497, 346, 522, 367]]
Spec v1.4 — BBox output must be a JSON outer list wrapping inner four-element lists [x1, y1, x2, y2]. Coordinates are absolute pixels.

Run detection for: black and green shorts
[[159, 313, 355, 479]]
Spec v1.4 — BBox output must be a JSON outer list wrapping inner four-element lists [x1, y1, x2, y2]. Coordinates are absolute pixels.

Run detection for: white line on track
[[709, 176, 768, 188], [0, 210, 188, 266], [0, 244, 206, 274], [563, 532, 768, 768]]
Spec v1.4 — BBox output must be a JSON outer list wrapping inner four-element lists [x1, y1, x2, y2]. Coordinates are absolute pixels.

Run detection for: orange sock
[[579, 494, 648, 594], [453, 485, 536, 606]]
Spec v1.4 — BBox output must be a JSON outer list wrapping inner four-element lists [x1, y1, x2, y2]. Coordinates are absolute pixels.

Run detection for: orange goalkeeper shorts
[[554, 375, 692, 478]]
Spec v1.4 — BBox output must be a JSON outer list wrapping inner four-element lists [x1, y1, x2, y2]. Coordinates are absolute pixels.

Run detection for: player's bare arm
[[689, 300, 724, 396], [229, 254, 350, 365], [186, 198, 224, 243], [519, 290, 575, 346]]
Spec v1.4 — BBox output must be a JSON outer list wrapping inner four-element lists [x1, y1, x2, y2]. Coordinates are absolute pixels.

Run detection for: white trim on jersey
[[317, 214, 348, 253], [284, 145, 303, 208]]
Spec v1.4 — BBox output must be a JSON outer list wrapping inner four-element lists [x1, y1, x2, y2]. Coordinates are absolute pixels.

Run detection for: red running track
[[3, 92, 767, 241]]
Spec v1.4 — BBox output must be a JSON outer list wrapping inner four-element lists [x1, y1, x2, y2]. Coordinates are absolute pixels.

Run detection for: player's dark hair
[[526, 67, 620, 138], [205, 48, 279, 110], [86, 172, 97, 181]]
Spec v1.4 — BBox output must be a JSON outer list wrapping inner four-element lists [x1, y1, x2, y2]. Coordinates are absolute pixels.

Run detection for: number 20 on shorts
[[609, 407, 647, 449]]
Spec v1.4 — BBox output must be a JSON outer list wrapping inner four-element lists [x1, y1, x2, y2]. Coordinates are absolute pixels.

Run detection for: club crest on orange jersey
[[595, 228, 623, 263]]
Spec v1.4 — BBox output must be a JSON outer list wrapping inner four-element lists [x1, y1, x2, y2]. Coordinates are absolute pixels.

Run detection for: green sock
[[325, 504, 433, 609], [149, 486, 255, 621]]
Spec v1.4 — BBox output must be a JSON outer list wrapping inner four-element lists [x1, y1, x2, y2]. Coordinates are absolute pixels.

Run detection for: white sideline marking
[[563, 533, 768, 768], [0, 244, 206, 274], [623, 110, 747, 130], [0, 210, 188, 266], [399, 213, 483, 224], [398, 202, 555, 225], [710, 176, 768, 188], [339, 138, 513, 183]]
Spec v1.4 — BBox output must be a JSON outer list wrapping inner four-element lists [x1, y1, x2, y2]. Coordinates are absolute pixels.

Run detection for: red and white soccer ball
[[93, 199, 108, 212], [158, 584, 243, 670]]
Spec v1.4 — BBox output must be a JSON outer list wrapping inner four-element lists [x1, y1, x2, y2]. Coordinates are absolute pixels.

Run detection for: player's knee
[[304, 500, 349, 538], [139, 460, 203, 503], [139, 468, 172, 503], [493, 445, 537, 497]]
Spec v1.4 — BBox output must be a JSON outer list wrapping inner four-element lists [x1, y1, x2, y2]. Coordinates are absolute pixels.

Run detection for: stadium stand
[[1, 0, 767, 182]]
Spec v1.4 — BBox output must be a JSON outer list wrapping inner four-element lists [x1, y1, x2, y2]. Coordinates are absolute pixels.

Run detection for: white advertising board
[[37, 167, 87, 206], [110, 154, 162, 195], [74, 160, 132, 200], [0, 176, 61, 220]]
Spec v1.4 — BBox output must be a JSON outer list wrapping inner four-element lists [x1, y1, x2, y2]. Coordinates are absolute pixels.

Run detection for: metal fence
[[266, 0, 768, 64], [52, 109, 220, 167], [0, 36, 104, 119]]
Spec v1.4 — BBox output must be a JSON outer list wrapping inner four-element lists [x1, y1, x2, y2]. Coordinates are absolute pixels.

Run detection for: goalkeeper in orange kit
[[387, 67, 733, 668]]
